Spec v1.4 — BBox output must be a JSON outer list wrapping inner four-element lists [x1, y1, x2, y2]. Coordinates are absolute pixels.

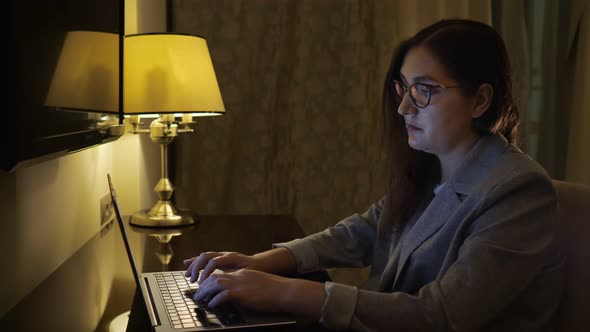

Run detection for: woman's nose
[[397, 93, 417, 116]]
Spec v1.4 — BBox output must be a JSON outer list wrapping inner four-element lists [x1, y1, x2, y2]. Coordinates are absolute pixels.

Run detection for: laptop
[[107, 174, 297, 331]]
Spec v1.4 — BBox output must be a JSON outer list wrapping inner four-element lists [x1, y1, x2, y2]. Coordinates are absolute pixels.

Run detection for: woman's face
[[398, 45, 481, 158]]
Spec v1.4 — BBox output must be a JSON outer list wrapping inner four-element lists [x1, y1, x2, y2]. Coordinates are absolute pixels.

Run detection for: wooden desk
[[0, 214, 327, 331]]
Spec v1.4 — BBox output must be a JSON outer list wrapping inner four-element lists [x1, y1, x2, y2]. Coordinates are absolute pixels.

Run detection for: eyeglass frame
[[393, 80, 461, 108]]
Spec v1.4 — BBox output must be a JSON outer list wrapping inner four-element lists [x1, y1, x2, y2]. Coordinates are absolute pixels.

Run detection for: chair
[[552, 180, 590, 332]]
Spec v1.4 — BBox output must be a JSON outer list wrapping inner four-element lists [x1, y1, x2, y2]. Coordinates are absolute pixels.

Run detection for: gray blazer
[[275, 134, 564, 331]]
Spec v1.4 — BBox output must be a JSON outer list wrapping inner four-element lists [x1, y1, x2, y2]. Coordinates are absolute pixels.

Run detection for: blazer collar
[[447, 133, 514, 196]]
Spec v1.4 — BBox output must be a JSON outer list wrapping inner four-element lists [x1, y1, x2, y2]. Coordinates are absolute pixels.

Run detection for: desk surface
[[1, 214, 318, 332], [129, 214, 306, 272]]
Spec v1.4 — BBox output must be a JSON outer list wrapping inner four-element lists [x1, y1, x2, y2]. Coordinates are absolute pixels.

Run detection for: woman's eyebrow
[[400, 73, 438, 84], [413, 75, 438, 83]]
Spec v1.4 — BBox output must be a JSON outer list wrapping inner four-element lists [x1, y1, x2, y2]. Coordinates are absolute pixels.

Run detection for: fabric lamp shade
[[124, 33, 225, 117], [45, 31, 119, 113]]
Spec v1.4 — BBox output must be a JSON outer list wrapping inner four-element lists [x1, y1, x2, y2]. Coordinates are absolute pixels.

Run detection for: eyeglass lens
[[394, 81, 430, 108]]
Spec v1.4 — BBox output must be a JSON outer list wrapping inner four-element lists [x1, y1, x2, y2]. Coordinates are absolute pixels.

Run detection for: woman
[[184, 19, 564, 331]]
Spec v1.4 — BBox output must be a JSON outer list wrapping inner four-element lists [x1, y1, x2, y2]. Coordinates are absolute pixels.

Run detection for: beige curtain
[[494, 0, 590, 185], [170, 0, 490, 284], [492, 1, 531, 152], [565, 0, 590, 185]]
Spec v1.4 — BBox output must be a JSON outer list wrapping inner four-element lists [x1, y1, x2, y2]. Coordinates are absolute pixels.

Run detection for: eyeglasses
[[393, 80, 460, 108]]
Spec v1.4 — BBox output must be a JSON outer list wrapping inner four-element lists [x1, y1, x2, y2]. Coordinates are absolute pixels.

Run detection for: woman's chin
[[408, 138, 424, 151]]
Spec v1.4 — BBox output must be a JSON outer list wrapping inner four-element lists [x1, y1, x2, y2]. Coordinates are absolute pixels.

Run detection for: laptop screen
[[107, 173, 142, 289]]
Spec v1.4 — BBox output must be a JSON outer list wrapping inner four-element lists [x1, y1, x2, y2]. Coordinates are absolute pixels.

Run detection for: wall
[[0, 0, 165, 325]]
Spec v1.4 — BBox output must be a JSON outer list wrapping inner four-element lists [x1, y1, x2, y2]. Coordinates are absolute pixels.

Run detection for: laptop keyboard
[[155, 272, 244, 329]]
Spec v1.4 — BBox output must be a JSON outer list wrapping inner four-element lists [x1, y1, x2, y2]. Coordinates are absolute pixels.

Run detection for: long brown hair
[[381, 19, 520, 229]]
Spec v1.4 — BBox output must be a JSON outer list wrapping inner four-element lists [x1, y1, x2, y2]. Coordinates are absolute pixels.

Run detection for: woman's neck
[[438, 134, 481, 183]]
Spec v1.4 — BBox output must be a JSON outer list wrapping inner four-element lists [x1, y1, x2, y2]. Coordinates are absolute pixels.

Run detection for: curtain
[[169, 0, 490, 284], [493, 0, 590, 185], [564, 0, 590, 185], [491, 0, 531, 152]]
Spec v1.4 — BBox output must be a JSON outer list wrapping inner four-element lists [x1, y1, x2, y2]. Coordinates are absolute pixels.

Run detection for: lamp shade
[[124, 33, 225, 117], [45, 31, 119, 113]]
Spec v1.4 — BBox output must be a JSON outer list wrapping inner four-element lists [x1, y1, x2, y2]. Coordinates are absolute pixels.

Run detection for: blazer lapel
[[392, 184, 462, 285]]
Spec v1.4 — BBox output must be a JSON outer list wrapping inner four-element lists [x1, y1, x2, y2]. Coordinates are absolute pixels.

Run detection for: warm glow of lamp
[[124, 33, 224, 117], [124, 33, 225, 227], [46, 31, 119, 114]]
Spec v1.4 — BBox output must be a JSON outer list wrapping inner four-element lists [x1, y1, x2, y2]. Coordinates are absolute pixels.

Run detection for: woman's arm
[[252, 247, 298, 275], [184, 247, 297, 282], [274, 197, 384, 274], [186, 198, 384, 282]]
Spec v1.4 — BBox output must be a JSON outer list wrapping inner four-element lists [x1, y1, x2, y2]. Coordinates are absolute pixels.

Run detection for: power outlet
[[100, 192, 114, 226]]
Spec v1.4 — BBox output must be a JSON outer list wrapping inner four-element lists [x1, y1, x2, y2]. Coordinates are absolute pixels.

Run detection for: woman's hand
[[193, 269, 290, 312], [194, 269, 327, 319], [184, 251, 259, 283]]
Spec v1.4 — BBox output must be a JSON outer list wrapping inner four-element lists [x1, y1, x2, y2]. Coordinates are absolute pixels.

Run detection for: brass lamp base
[[129, 200, 195, 227], [128, 115, 198, 228]]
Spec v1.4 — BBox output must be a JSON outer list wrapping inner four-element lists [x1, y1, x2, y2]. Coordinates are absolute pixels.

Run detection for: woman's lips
[[406, 123, 422, 132]]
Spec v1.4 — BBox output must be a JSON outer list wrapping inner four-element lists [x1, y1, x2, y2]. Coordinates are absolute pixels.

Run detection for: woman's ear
[[472, 83, 493, 118]]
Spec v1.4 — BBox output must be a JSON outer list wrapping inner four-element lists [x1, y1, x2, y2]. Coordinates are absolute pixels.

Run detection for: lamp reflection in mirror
[[45, 31, 121, 129], [124, 33, 225, 227]]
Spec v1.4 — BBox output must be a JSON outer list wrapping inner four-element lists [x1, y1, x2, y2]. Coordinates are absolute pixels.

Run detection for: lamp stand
[[129, 115, 195, 227]]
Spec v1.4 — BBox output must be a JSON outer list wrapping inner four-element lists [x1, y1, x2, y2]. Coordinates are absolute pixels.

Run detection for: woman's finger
[[183, 257, 196, 266], [186, 252, 222, 282], [208, 289, 231, 308], [199, 256, 228, 283], [199, 252, 246, 282], [194, 273, 232, 302]]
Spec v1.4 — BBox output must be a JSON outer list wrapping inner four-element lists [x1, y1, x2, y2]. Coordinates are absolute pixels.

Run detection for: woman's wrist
[[253, 247, 298, 275], [279, 278, 326, 319]]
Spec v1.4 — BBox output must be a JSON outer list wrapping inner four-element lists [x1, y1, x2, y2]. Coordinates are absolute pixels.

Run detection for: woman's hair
[[381, 19, 520, 229]]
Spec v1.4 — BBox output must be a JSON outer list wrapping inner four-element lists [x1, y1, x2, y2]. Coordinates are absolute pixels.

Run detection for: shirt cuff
[[272, 238, 320, 274], [319, 281, 359, 330]]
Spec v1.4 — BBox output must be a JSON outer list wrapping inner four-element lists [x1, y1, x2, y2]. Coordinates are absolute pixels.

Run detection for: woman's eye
[[416, 85, 430, 94]]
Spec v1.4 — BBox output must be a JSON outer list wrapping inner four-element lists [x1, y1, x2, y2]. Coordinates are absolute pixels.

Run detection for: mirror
[[4, 0, 123, 171]]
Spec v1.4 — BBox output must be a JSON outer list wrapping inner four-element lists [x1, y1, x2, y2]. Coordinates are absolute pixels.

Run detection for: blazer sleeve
[[273, 197, 383, 273], [319, 171, 561, 331]]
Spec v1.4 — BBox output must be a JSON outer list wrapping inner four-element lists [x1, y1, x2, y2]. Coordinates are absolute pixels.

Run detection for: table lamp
[[124, 33, 225, 227]]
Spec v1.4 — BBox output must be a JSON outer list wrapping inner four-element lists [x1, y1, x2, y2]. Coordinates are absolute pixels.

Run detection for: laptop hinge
[[142, 277, 161, 327]]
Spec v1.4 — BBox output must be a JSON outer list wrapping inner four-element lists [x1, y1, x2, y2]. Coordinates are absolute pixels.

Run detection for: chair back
[[552, 180, 590, 332]]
